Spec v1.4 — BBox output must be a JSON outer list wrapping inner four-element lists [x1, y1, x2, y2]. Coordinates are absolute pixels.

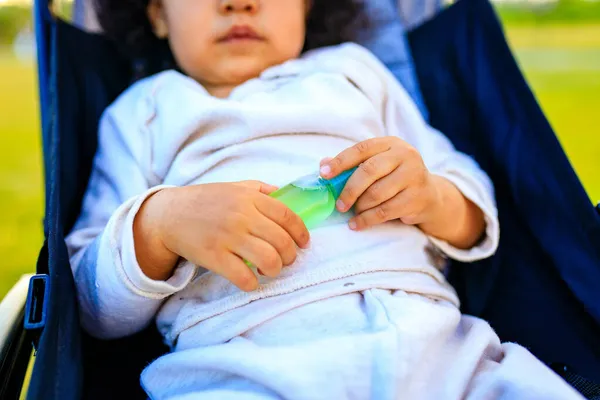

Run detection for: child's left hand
[[320, 137, 441, 231]]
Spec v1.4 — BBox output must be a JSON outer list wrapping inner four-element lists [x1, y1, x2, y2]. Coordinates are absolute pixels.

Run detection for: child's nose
[[219, 0, 259, 14]]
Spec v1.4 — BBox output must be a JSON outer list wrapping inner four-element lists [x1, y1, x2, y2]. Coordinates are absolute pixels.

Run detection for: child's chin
[[227, 62, 268, 82]]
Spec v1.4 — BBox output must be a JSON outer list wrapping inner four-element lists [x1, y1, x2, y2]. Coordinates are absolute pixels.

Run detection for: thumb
[[236, 180, 279, 195]]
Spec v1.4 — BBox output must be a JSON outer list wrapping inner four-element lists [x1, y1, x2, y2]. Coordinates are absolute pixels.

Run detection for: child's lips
[[222, 36, 263, 44], [218, 25, 264, 43]]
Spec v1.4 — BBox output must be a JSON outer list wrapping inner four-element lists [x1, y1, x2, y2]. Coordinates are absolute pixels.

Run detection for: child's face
[[148, 0, 308, 97]]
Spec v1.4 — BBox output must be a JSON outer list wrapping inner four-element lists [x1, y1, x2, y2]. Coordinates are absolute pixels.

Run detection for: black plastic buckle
[[24, 274, 49, 331]]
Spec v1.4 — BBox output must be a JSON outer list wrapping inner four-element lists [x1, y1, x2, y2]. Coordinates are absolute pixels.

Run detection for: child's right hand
[[133, 181, 310, 292]]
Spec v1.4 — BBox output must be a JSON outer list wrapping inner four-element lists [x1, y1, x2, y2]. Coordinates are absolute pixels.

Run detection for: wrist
[[421, 175, 485, 249], [418, 175, 475, 248], [419, 174, 447, 225], [150, 187, 177, 250], [134, 188, 180, 280]]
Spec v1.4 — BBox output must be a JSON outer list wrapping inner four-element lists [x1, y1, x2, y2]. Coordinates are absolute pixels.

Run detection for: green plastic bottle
[[245, 167, 357, 270], [269, 167, 357, 230]]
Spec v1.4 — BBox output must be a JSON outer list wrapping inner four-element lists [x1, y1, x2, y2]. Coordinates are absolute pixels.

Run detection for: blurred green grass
[[0, 21, 599, 299], [0, 50, 43, 299], [504, 24, 600, 201], [497, 0, 600, 25]]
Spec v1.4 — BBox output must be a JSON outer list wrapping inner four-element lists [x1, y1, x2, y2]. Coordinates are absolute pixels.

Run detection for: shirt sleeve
[[65, 87, 197, 340], [341, 43, 500, 262]]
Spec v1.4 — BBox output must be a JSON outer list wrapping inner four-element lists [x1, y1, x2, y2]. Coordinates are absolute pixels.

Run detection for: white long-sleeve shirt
[[65, 43, 499, 348]]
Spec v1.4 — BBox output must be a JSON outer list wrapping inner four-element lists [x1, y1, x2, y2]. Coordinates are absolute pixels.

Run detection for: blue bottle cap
[[325, 167, 357, 199]]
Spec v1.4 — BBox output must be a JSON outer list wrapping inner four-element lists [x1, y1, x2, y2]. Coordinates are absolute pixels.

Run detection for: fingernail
[[349, 220, 357, 230], [320, 165, 331, 177], [336, 199, 346, 211], [320, 157, 332, 166]]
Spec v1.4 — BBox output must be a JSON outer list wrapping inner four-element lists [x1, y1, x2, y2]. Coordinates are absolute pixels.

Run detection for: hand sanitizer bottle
[[270, 167, 357, 229]]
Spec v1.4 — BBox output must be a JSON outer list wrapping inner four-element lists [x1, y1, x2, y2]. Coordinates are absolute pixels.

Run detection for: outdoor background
[[1, 0, 599, 300]]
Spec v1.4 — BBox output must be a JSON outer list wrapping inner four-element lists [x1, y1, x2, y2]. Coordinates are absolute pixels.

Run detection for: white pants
[[142, 289, 584, 400]]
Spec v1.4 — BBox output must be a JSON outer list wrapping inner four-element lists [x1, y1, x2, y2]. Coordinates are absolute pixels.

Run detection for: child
[[66, 0, 584, 399]]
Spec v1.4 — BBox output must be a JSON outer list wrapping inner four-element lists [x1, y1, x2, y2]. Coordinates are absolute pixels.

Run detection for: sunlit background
[[0, 0, 599, 300]]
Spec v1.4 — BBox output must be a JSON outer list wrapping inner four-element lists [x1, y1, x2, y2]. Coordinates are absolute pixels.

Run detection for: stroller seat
[[1, 0, 598, 399]]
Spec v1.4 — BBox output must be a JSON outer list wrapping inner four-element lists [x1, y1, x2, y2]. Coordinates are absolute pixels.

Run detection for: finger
[[336, 152, 400, 212], [235, 180, 279, 195], [320, 138, 393, 179], [320, 157, 333, 166], [354, 166, 409, 214], [350, 189, 424, 231], [249, 217, 298, 266], [212, 252, 259, 292], [255, 197, 311, 249], [233, 236, 282, 278], [349, 201, 397, 231]]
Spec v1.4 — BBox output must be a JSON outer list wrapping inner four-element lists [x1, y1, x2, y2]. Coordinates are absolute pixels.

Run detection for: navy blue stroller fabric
[[26, 0, 600, 399], [408, 0, 600, 382]]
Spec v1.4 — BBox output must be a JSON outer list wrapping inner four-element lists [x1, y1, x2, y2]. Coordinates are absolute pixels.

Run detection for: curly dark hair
[[94, 0, 370, 78]]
